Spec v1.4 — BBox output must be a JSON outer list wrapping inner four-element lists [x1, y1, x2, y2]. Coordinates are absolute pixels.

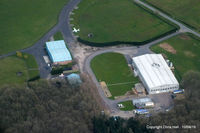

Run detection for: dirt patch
[[175, 94, 185, 100], [161, 53, 167, 59], [125, 90, 135, 96], [159, 43, 176, 54], [179, 34, 191, 40], [69, 42, 102, 72], [100, 81, 112, 97], [184, 51, 196, 57]]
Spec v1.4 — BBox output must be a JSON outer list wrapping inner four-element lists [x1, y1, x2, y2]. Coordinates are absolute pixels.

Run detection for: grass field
[[144, 0, 200, 31], [54, 32, 64, 40], [91, 53, 139, 98], [23, 53, 40, 80], [0, 53, 39, 87], [72, 0, 175, 44], [0, 0, 69, 55], [118, 100, 135, 111], [151, 33, 200, 81]]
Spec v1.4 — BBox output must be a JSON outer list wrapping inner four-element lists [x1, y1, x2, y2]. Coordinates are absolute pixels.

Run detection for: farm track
[[1, 0, 200, 117]]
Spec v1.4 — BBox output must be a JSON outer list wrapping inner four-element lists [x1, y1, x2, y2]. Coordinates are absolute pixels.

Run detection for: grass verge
[[143, 0, 200, 32], [0, 53, 39, 87], [0, 0, 69, 55], [118, 100, 135, 111], [54, 32, 64, 40], [151, 33, 200, 81], [72, 0, 175, 45], [91, 52, 139, 98]]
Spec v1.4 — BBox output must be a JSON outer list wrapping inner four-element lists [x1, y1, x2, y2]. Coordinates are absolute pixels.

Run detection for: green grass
[[91, 52, 139, 98], [72, 0, 175, 44], [0, 54, 39, 87], [0, 57, 28, 87], [54, 32, 64, 40], [23, 53, 38, 69], [23, 53, 39, 80], [144, 0, 200, 31], [118, 100, 135, 111], [151, 33, 200, 81], [0, 0, 69, 55]]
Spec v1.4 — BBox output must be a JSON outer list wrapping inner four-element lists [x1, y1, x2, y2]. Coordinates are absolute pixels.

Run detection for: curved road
[[0, 0, 81, 78], [1, 0, 200, 115], [22, 0, 82, 78], [83, 31, 180, 114]]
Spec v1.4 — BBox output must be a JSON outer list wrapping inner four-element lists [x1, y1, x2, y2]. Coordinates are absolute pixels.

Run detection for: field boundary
[[75, 0, 179, 47], [141, 0, 199, 33], [77, 28, 177, 47], [107, 81, 136, 86]]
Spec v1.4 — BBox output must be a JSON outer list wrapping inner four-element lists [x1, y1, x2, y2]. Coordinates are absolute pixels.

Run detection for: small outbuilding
[[46, 40, 72, 65], [134, 83, 146, 96], [66, 73, 82, 85], [132, 97, 154, 108]]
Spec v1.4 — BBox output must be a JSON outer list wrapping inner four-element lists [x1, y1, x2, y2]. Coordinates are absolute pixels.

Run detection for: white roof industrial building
[[132, 54, 179, 94]]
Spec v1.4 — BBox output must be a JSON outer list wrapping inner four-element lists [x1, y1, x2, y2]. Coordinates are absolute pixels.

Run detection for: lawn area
[[151, 33, 200, 81], [0, 53, 39, 87], [0, 0, 69, 55], [54, 32, 64, 40], [91, 52, 139, 98], [118, 100, 135, 111], [23, 53, 40, 80], [144, 0, 200, 31], [72, 0, 175, 44]]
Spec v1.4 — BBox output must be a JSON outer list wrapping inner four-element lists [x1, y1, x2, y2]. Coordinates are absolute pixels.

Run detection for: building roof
[[132, 97, 152, 104], [67, 73, 80, 79], [46, 40, 72, 63], [132, 54, 178, 89], [67, 73, 82, 85], [135, 109, 148, 112], [135, 83, 145, 93]]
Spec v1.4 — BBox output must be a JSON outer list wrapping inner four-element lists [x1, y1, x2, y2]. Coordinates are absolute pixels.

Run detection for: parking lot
[[148, 92, 173, 112]]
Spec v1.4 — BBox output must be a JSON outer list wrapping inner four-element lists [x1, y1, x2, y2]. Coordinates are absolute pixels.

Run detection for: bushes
[[77, 28, 177, 47], [92, 115, 152, 133], [51, 62, 74, 75], [146, 71, 200, 133], [51, 67, 64, 75], [15, 52, 40, 81], [28, 75, 40, 82], [0, 79, 101, 133]]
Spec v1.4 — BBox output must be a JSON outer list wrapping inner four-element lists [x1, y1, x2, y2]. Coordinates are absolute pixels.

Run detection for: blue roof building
[[66, 73, 82, 85], [46, 40, 72, 64], [134, 109, 149, 114]]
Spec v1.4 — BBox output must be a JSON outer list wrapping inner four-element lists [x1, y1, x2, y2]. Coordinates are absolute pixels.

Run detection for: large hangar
[[132, 54, 179, 94], [46, 40, 72, 65]]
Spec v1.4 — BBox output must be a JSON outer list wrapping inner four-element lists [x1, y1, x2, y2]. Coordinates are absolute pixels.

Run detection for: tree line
[[92, 71, 200, 133], [0, 71, 199, 133], [0, 76, 101, 133]]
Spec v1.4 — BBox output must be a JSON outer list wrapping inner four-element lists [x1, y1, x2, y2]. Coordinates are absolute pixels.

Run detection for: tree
[[23, 54, 28, 59], [147, 71, 200, 133], [0, 78, 101, 133], [16, 51, 22, 58], [92, 115, 152, 133]]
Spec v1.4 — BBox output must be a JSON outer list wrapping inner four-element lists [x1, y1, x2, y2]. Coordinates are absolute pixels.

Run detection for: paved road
[[0, 0, 200, 116], [0, 0, 199, 78], [0, 0, 81, 78], [23, 0, 82, 78], [83, 31, 180, 114], [135, 0, 200, 38]]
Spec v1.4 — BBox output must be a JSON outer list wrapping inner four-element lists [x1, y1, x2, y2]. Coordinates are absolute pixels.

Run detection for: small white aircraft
[[72, 28, 80, 33]]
